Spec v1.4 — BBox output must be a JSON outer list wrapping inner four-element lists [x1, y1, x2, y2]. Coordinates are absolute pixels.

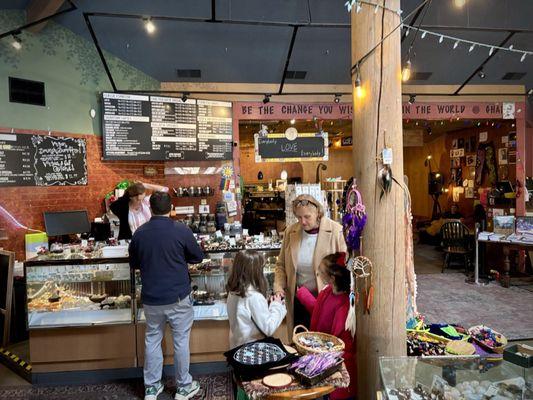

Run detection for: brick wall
[[0, 128, 237, 261]]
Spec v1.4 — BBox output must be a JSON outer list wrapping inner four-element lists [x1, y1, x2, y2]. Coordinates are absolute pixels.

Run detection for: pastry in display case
[[135, 248, 279, 322], [26, 261, 132, 328], [379, 356, 532, 400]]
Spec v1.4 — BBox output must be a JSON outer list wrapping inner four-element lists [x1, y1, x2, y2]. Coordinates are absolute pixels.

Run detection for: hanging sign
[[254, 132, 329, 162]]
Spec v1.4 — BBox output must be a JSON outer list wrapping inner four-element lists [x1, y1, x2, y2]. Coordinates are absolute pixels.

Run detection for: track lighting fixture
[[181, 92, 189, 102], [263, 94, 271, 104], [11, 34, 22, 50], [408, 94, 416, 104], [144, 18, 156, 34], [477, 69, 486, 79], [334, 94, 341, 103]]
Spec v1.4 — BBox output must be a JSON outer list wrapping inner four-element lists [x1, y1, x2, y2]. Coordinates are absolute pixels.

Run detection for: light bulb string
[[345, 0, 402, 15], [403, 24, 533, 57], [350, 0, 430, 75]]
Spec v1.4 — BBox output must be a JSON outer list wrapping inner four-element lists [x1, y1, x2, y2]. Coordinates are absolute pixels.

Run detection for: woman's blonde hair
[[292, 194, 324, 219], [226, 250, 268, 298]]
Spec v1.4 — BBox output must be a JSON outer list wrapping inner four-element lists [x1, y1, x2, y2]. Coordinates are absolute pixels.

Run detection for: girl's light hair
[[292, 194, 324, 219], [226, 250, 268, 298]]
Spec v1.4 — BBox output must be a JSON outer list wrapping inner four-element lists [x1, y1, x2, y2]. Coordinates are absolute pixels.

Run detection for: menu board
[[254, 132, 329, 162], [0, 133, 87, 187], [102, 93, 233, 161]]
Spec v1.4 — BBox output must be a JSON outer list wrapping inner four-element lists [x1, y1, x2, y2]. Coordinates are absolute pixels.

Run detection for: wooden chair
[[440, 221, 471, 273]]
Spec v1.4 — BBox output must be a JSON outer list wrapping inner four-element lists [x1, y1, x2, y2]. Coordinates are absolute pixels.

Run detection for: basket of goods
[[468, 325, 508, 354], [292, 325, 345, 355], [289, 352, 344, 386], [407, 331, 448, 356], [445, 340, 476, 356]]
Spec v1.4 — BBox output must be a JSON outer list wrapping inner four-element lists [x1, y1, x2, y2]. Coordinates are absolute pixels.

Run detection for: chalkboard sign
[[102, 93, 233, 161], [254, 132, 328, 162], [0, 133, 87, 187]]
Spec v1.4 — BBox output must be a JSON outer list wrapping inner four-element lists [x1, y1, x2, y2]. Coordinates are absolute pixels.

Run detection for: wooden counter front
[[29, 324, 137, 373]]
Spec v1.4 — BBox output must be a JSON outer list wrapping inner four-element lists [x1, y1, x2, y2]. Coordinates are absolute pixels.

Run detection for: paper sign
[[223, 191, 235, 202], [479, 131, 488, 142], [200, 199, 207, 205], [198, 205, 210, 214], [501, 135, 508, 144], [502, 102, 515, 119], [382, 148, 393, 165], [229, 237, 236, 246], [450, 148, 465, 158], [243, 229, 249, 237], [226, 200, 237, 213]]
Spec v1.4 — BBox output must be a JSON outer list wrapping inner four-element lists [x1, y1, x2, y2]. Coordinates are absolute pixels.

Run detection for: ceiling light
[[290, 118, 296, 125], [477, 69, 486, 79], [144, 18, 156, 34], [181, 92, 189, 102], [263, 94, 271, 104], [11, 35, 22, 50], [454, 0, 466, 7], [509, 45, 514, 50], [489, 47, 494, 56], [469, 43, 475, 52], [408, 94, 416, 104], [334, 94, 341, 103], [405, 28, 410, 36], [402, 59, 412, 82]]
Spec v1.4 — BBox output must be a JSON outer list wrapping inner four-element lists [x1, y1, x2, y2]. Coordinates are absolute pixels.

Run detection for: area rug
[[0, 372, 234, 400], [417, 273, 533, 340]]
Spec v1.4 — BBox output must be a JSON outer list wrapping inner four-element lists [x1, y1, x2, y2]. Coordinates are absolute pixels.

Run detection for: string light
[[354, 64, 364, 99], [402, 24, 533, 61], [374, 4, 379, 13], [356, 1, 362, 13], [11, 34, 22, 50], [144, 18, 156, 34], [334, 94, 341, 103], [290, 119, 296, 125], [421, 31, 427, 39], [402, 59, 412, 82], [405, 28, 410, 36]]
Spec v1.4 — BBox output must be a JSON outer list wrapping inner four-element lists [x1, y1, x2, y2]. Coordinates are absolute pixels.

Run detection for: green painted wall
[[0, 10, 159, 135]]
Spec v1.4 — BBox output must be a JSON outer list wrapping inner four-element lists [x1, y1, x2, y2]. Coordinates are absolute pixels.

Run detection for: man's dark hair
[[150, 191, 172, 215]]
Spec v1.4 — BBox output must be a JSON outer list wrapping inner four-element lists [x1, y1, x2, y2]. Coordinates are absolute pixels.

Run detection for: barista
[[110, 181, 169, 240]]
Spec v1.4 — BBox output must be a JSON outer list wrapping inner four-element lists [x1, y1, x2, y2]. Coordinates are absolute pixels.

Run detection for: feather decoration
[[345, 258, 357, 337], [378, 164, 392, 200]]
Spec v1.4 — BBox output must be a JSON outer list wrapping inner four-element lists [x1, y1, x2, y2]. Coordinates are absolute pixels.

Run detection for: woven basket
[[292, 325, 345, 355], [468, 325, 508, 354]]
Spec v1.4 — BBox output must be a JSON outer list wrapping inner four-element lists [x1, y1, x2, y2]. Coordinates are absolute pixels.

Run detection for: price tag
[[201, 199, 207, 205], [215, 230, 222, 238], [243, 229, 249, 237], [229, 238, 236, 246], [259, 233, 265, 243], [382, 148, 393, 165]]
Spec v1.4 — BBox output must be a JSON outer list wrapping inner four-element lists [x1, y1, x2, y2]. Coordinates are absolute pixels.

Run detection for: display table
[[239, 363, 350, 400], [380, 355, 532, 399]]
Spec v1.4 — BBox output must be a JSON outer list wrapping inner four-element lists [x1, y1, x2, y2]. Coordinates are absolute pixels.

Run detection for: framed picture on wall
[[465, 187, 475, 199], [498, 148, 508, 165], [466, 155, 476, 167]]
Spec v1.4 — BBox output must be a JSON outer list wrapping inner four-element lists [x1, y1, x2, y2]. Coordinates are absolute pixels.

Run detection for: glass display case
[[25, 259, 132, 328], [379, 356, 532, 400], [135, 248, 279, 322]]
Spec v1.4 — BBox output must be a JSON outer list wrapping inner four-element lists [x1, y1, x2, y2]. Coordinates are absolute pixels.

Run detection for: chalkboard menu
[[102, 92, 233, 161], [0, 133, 87, 187], [254, 132, 328, 162]]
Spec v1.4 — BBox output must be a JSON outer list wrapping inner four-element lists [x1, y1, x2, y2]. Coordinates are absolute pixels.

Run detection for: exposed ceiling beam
[[278, 26, 299, 95], [454, 31, 516, 95], [26, 0, 66, 33], [419, 24, 533, 35]]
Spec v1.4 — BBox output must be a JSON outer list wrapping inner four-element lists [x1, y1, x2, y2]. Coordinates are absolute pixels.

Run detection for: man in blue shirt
[[129, 191, 204, 400]]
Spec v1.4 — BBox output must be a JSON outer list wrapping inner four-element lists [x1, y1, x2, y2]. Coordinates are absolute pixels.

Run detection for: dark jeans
[[293, 295, 311, 329]]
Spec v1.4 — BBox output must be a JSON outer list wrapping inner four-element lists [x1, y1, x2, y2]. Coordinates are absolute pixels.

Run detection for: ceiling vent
[[411, 72, 432, 81], [285, 70, 307, 79], [177, 69, 201, 78], [502, 72, 526, 80]]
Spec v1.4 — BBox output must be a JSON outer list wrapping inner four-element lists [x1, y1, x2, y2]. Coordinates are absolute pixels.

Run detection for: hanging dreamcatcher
[[342, 180, 367, 252], [345, 255, 374, 337]]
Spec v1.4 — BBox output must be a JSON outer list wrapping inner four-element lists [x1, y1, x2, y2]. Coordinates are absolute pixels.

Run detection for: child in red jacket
[[296, 252, 356, 400]]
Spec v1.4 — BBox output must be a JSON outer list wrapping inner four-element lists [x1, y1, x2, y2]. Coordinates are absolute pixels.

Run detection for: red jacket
[[297, 285, 357, 400]]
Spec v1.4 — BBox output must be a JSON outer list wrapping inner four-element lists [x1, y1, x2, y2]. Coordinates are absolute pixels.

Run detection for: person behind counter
[[273, 194, 347, 336], [110, 181, 169, 240], [128, 191, 204, 400]]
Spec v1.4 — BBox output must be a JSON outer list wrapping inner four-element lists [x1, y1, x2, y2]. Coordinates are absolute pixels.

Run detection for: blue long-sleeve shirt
[[129, 216, 204, 306]]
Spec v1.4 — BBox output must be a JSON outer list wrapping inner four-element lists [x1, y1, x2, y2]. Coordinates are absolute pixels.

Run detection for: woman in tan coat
[[274, 194, 347, 336]]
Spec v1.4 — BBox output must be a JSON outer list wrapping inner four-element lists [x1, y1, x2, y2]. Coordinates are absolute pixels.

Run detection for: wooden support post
[[351, 1, 407, 398]]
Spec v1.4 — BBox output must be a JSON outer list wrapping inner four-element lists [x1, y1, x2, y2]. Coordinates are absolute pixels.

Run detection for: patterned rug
[[417, 273, 533, 340], [0, 372, 234, 400]]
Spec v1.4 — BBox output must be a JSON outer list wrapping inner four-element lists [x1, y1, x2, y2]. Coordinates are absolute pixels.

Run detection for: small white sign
[[243, 229, 249, 237], [229, 237, 236, 246], [198, 205, 210, 214], [382, 148, 393, 165], [215, 230, 223, 238], [174, 206, 195, 215], [479, 131, 488, 142], [502, 102, 515, 119], [450, 148, 465, 158]]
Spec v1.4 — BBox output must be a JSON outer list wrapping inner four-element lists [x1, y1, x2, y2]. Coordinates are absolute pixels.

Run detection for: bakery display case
[[135, 248, 279, 322], [26, 259, 132, 328], [379, 356, 532, 400]]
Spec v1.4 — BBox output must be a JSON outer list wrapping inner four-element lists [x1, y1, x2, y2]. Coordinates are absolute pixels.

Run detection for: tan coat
[[274, 217, 347, 337]]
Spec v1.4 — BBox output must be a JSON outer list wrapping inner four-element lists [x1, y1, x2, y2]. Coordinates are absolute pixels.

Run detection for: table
[[476, 234, 533, 287], [239, 363, 350, 400]]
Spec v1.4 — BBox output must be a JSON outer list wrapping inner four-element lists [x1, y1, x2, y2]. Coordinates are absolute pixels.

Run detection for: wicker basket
[[468, 325, 508, 354], [292, 325, 345, 355]]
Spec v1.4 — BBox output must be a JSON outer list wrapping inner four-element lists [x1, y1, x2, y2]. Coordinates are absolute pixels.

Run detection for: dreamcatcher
[[345, 255, 374, 337], [341, 180, 367, 252]]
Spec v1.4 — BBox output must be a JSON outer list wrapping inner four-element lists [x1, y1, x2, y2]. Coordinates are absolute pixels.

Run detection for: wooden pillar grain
[[351, 1, 406, 398]]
